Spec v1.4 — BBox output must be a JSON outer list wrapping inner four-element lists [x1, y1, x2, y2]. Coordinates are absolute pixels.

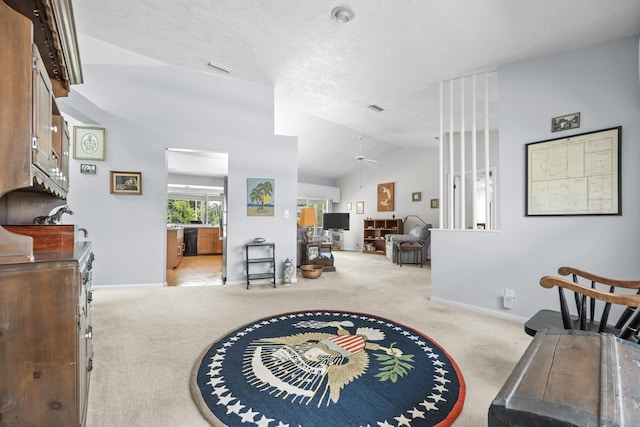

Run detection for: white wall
[[432, 36, 640, 320], [60, 64, 298, 286], [337, 147, 440, 251]]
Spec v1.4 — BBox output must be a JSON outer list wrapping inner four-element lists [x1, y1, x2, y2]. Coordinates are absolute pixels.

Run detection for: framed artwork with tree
[[247, 178, 274, 216]]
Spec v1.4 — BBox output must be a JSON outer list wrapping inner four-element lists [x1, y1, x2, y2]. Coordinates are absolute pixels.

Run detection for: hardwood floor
[[166, 255, 223, 286]]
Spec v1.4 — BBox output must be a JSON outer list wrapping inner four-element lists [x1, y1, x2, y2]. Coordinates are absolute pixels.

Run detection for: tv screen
[[323, 212, 350, 230]]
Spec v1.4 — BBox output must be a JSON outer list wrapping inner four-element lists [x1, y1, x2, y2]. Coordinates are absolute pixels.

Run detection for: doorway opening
[[165, 149, 228, 286]]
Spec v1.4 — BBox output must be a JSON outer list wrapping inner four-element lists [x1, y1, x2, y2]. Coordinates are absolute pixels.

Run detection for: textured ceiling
[[71, 0, 640, 180]]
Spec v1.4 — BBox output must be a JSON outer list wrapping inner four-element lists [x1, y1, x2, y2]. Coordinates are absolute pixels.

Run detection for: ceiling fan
[[354, 136, 378, 166]]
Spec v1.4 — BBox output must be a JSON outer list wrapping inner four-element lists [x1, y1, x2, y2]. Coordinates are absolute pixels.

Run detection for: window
[[167, 194, 222, 226]]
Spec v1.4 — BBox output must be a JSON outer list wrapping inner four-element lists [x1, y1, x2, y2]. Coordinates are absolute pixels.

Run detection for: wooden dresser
[[0, 1, 90, 425], [0, 243, 94, 426]]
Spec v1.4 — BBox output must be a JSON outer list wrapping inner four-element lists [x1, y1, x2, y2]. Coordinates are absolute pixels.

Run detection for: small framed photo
[[74, 126, 106, 160], [346, 202, 352, 211], [80, 164, 96, 174], [412, 192, 422, 202], [110, 171, 142, 195], [551, 112, 580, 132], [356, 201, 364, 214], [430, 198, 440, 209]]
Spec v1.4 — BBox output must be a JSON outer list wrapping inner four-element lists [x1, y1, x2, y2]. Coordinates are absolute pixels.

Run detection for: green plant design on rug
[[374, 342, 415, 382]]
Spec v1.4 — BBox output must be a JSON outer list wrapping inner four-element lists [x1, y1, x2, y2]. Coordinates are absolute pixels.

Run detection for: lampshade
[[299, 207, 318, 226]]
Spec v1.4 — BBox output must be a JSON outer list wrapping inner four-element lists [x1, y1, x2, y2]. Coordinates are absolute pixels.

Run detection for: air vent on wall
[[368, 104, 384, 112]]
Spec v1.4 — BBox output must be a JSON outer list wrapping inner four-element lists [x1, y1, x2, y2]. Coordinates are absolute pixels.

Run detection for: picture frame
[[430, 198, 440, 209], [412, 192, 422, 202], [551, 112, 580, 132], [110, 171, 142, 195], [377, 182, 394, 211], [346, 202, 352, 211], [80, 164, 96, 174], [74, 126, 106, 160], [247, 178, 274, 216], [526, 126, 621, 216], [356, 201, 364, 215]]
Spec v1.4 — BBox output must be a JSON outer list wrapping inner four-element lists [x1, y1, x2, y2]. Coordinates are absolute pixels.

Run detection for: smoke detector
[[331, 6, 355, 23]]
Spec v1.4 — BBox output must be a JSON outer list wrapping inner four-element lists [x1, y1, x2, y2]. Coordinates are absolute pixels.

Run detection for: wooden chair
[[524, 266, 640, 342]]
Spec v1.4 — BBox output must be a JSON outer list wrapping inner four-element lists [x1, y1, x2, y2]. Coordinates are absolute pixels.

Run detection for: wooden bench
[[489, 329, 640, 426]]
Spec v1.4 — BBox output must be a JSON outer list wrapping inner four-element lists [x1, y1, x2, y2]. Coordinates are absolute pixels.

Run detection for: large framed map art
[[526, 126, 621, 216]]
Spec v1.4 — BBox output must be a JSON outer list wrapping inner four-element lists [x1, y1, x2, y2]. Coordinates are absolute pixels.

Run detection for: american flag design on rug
[[193, 310, 465, 427]]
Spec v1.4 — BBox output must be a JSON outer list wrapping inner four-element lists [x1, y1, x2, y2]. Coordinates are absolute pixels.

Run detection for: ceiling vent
[[368, 104, 384, 112], [207, 61, 232, 74]]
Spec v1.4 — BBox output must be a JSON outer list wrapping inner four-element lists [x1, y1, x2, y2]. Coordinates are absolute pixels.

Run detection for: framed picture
[[526, 126, 621, 216], [110, 171, 142, 195], [551, 112, 580, 132], [80, 164, 96, 174], [377, 182, 394, 211], [74, 126, 106, 160], [346, 202, 352, 211], [412, 192, 422, 202], [247, 178, 274, 216], [356, 201, 364, 214], [430, 198, 440, 209]]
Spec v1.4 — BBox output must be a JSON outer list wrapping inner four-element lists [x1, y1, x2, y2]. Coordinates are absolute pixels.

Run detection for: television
[[323, 212, 350, 230]]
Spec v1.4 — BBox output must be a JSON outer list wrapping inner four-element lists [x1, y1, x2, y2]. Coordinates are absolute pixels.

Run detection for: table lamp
[[299, 207, 318, 242]]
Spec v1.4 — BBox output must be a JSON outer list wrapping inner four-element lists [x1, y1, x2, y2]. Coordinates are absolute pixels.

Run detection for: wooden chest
[[489, 329, 640, 427]]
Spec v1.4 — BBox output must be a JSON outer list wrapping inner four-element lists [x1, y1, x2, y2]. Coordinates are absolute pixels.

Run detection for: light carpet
[[85, 250, 531, 426]]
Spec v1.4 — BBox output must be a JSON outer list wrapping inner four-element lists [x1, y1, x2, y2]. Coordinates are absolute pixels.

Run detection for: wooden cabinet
[[0, 243, 94, 427], [52, 114, 70, 192], [0, 0, 82, 262], [167, 228, 184, 269], [301, 242, 335, 271], [197, 227, 221, 255], [363, 219, 404, 255]]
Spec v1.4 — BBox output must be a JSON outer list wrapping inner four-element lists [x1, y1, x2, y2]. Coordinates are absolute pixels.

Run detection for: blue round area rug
[[191, 310, 465, 426]]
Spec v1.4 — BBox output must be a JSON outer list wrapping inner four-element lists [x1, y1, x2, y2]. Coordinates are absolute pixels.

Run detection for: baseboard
[[430, 296, 528, 324], [93, 282, 165, 289]]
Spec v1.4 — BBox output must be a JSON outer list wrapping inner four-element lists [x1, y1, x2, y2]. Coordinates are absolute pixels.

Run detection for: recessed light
[[207, 61, 232, 74]]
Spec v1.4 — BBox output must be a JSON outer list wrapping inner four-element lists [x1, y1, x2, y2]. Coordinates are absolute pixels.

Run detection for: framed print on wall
[[110, 171, 142, 195], [377, 182, 394, 211], [412, 192, 422, 202], [526, 126, 621, 216], [247, 178, 274, 216], [74, 126, 106, 160], [356, 201, 364, 214], [346, 202, 352, 211]]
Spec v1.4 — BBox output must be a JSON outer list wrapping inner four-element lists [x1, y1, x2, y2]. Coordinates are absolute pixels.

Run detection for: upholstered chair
[[385, 224, 432, 264]]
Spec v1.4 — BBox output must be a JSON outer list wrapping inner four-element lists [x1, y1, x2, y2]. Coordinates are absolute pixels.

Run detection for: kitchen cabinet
[[167, 228, 184, 268], [197, 227, 221, 255]]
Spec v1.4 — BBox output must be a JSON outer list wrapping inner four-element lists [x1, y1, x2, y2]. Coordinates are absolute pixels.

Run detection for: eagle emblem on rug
[[192, 311, 465, 427], [244, 320, 415, 407]]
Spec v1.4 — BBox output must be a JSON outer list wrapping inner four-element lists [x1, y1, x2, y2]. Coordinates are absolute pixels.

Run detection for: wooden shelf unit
[[363, 219, 404, 255]]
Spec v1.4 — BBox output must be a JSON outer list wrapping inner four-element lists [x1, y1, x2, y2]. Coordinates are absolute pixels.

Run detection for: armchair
[[385, 224, 432, 264]]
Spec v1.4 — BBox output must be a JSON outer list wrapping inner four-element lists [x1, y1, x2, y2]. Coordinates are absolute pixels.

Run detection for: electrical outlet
[[503, 289, 515, 309]]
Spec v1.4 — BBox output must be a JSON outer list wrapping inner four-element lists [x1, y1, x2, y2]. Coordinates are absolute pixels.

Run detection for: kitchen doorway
[[165, 149, 228, 286]]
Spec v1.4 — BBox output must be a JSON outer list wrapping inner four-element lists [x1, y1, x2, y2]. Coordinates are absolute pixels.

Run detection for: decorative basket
[[300, 264, 323, 279]]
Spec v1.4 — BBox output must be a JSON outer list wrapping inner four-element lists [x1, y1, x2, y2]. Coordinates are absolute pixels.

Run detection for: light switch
[[284, 209, 289, 218]]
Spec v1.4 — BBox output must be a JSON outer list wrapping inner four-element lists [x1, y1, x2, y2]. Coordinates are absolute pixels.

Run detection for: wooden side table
[[396, 242, 423, 267]]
